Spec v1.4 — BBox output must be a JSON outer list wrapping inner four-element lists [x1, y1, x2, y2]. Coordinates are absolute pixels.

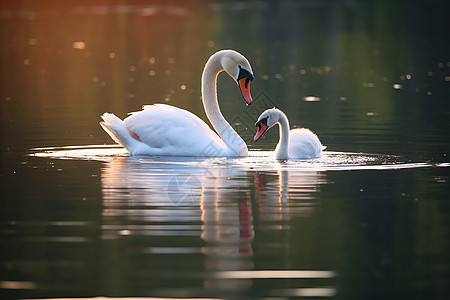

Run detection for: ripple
[[30, 144, 127, 161], [29, 145, 449, 171]]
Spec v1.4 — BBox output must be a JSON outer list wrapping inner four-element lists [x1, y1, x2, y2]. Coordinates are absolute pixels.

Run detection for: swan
[[254, 108, 325, 159], [100, 50, 254, 157]]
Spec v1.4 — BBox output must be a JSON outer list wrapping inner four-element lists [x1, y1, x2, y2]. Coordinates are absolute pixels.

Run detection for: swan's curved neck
[[276, 111, 290, 159], [201, 53, 246, 155]]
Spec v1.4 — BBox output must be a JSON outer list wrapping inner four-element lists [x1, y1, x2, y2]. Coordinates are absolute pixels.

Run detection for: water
[[1, 1, 450, 300]]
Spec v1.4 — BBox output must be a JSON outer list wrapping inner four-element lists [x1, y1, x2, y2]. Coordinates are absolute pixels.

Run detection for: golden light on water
[[0, 281, 36, 290], [303, 96, 321, 102], [212, 270, 336, 279], [72, 41, 86, 49]]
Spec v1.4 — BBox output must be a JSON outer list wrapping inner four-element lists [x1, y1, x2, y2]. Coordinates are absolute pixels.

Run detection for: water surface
[[1, 1, 450, 299]]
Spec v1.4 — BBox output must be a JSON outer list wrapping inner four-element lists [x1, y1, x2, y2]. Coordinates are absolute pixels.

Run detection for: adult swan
[[100, 50, 254, 157]]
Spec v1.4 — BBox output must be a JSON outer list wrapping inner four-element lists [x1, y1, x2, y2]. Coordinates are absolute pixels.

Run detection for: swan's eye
[[237, 66, 254, 83]]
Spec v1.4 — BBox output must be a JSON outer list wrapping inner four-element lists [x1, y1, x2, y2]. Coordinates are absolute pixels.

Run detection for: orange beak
[[254, 121, 268, 141], [238, 76, 253, 106]]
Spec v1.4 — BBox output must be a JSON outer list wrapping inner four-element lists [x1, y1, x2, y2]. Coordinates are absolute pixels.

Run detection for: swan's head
[[254, 108, 282, 141], [220, 50, 254, 105]]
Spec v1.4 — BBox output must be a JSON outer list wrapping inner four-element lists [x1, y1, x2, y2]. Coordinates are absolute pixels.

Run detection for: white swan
[[100, 50, 254, 157], [254, 108, 325, 159]]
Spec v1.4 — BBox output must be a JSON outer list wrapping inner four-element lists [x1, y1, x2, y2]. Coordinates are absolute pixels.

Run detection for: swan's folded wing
[[141, 104, 211, 131], [124, 105, 226, 154], [288, 128, 324, 159]]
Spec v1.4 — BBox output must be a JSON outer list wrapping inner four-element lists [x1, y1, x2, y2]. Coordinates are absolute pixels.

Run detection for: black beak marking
[[238, 65, 254, 87], [255, 116, 268, 127]]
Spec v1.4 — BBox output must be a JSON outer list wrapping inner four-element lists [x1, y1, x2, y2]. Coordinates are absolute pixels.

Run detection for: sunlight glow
[[28, 38, 38, 45], [72, 41, 86, 49], [290, 287, 337, 297], [1, 281, 36, 290], [212, 270, 337, 279], [303, 96, 320, 102]]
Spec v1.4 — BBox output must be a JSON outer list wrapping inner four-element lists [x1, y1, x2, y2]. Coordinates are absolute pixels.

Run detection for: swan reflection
[[100, 155, 328, 291], [101, 156, 327, 226]]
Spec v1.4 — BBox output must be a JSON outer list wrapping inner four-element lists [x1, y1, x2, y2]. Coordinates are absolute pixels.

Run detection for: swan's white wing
[[142, 104, 210, 131], [123, 104, 226, 156], [288, 128, 323, 159]]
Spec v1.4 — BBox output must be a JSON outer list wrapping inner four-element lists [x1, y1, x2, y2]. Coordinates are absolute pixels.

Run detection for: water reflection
[[100, 155, 331, 295], [254, 170, 327, 228], [100, 155, 327, 226], [17, 146, 447, 298]]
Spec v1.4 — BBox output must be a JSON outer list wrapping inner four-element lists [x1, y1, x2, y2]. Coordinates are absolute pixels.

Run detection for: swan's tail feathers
[[100, 113, 137, 152], [322, 145, 327, 150]]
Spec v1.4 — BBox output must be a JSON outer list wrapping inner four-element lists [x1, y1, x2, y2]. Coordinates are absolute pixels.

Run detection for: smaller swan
[[254, 108, 325, 159]]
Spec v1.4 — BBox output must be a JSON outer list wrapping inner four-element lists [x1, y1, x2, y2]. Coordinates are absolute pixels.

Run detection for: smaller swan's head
[[220, 50, 254, 105], [254, 108, 282, 141]]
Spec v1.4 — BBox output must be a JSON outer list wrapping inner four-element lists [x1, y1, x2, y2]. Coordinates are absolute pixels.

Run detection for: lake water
[[1, 1, 450, 300]]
